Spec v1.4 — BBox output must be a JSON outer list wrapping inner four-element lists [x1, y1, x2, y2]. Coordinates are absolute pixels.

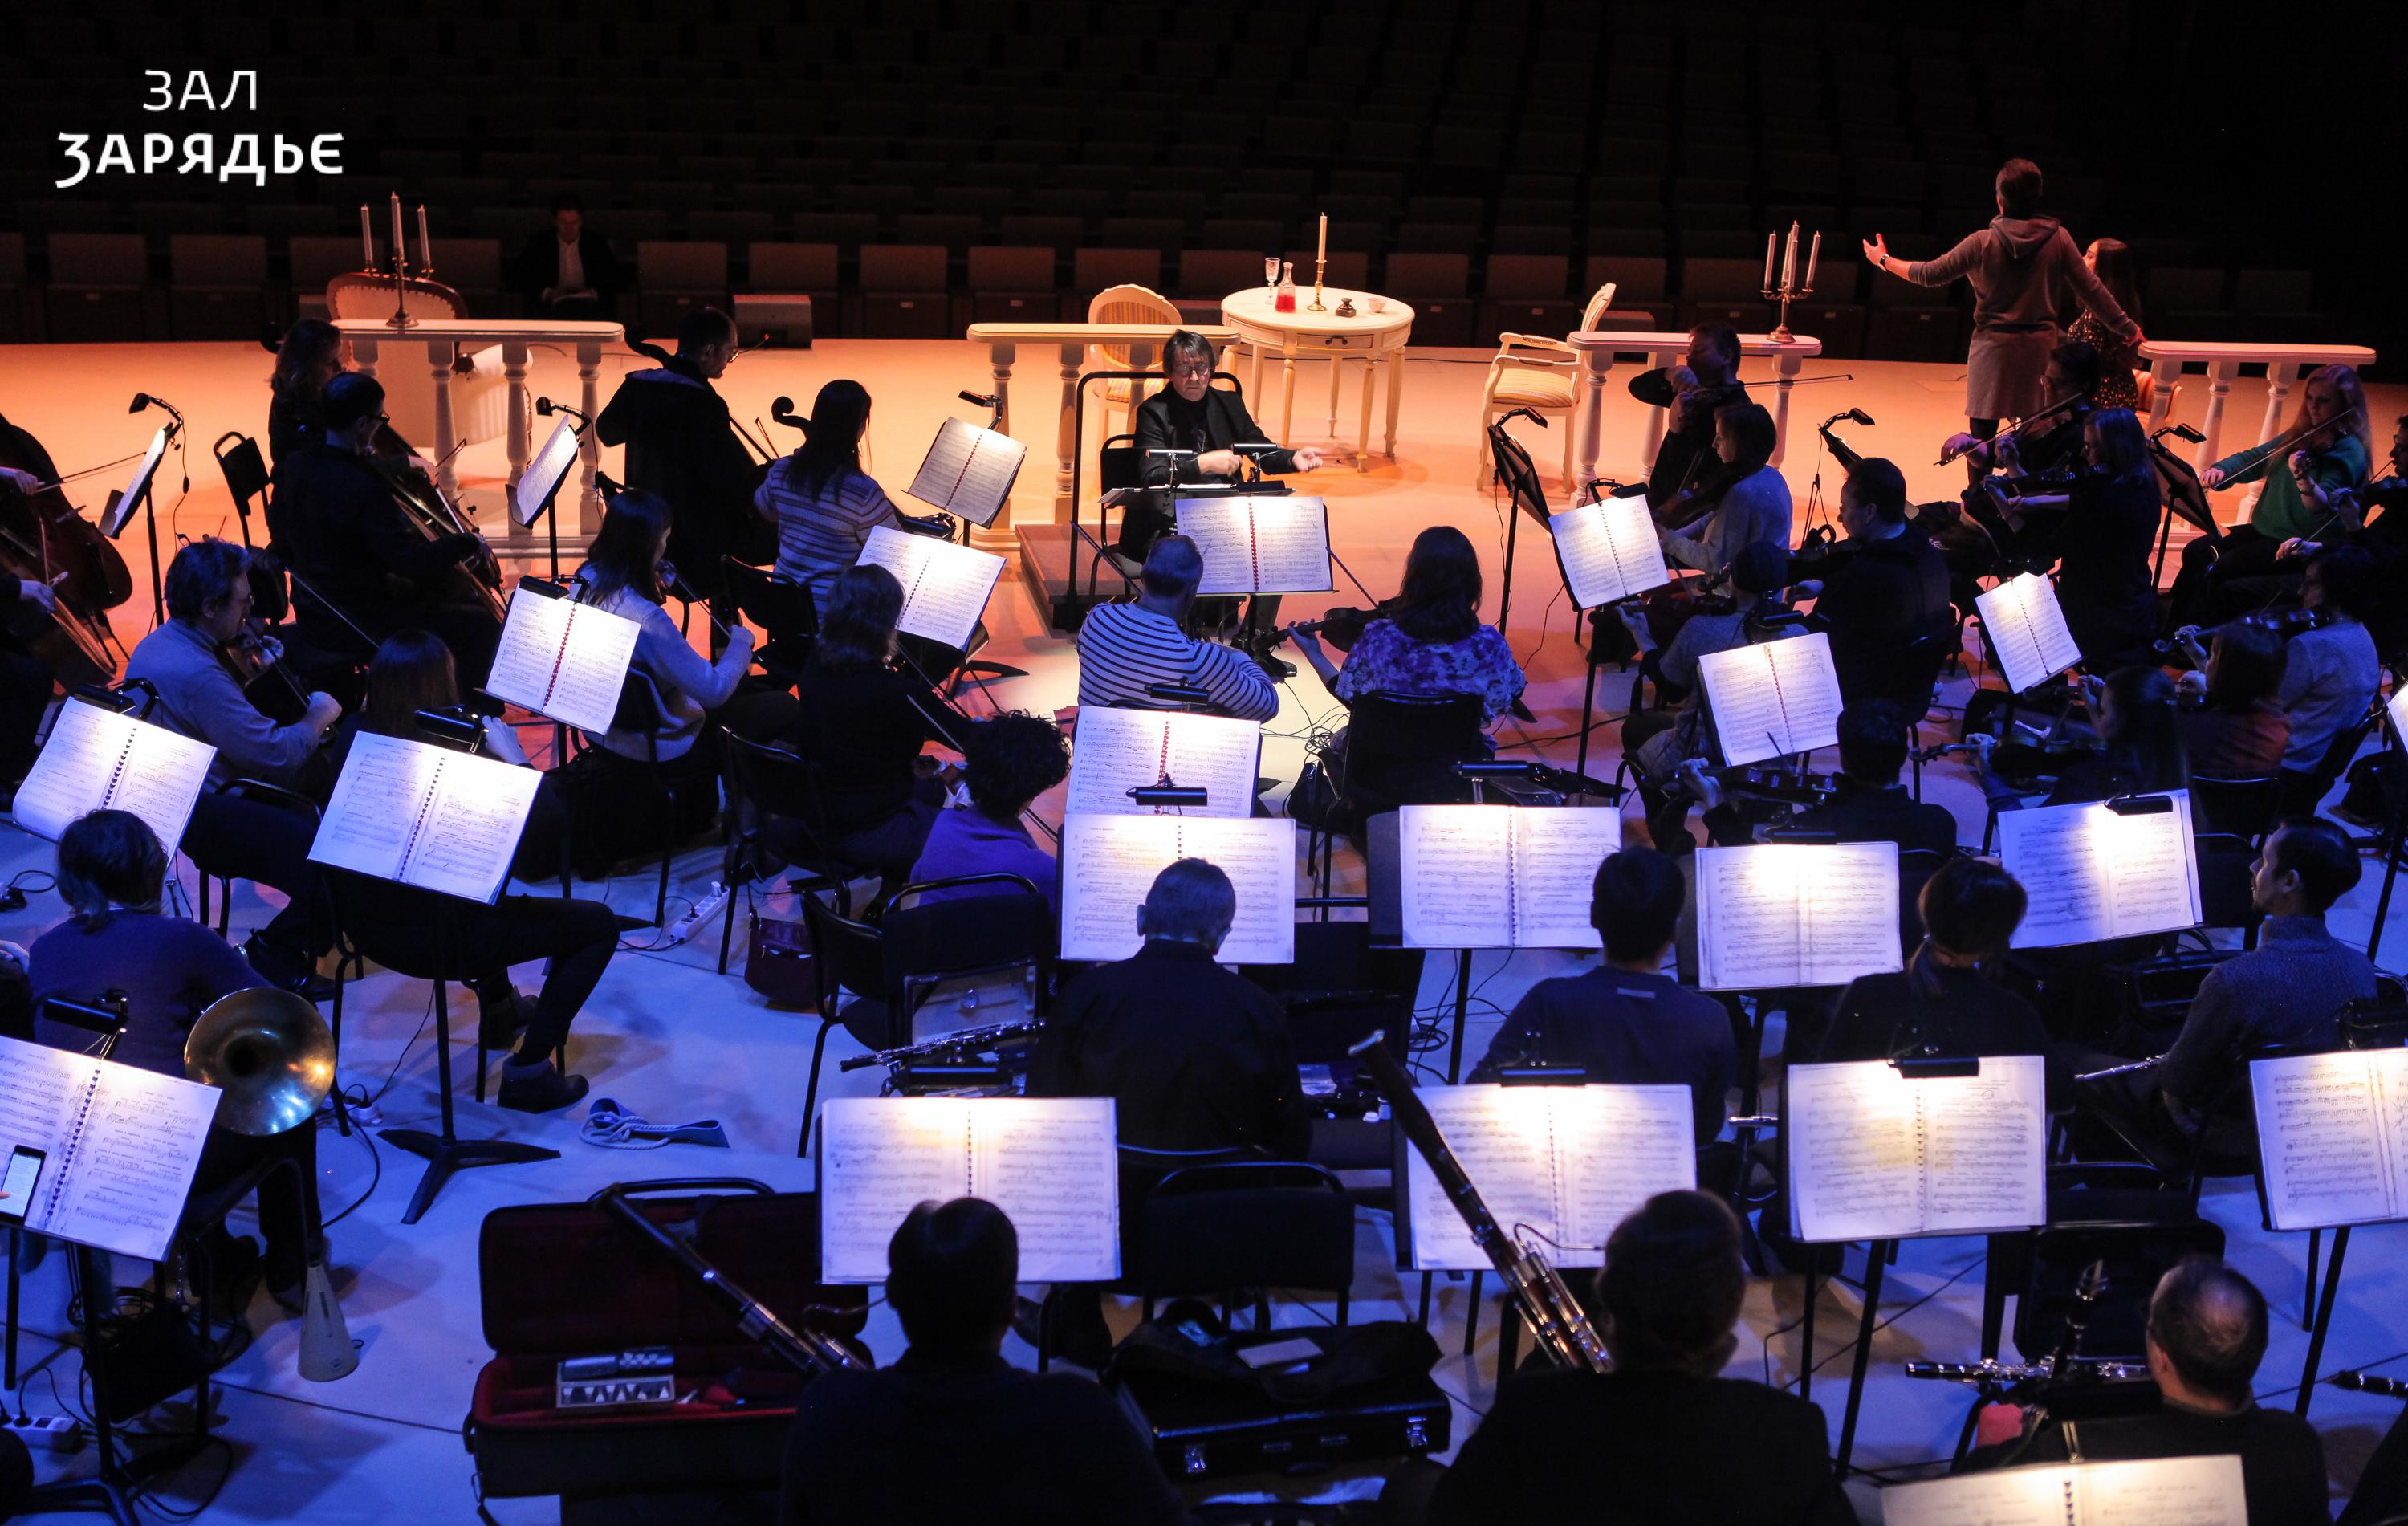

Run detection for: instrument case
[[1109, 1325, 1450, 1482], [464, 1180, 868, 1504]]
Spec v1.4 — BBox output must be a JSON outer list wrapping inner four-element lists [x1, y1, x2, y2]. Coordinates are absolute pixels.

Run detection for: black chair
[[2280, 710, 2378, 818], [716, 733, 864, 975], [189, 777, 321, 942], [2189, 774, 2283, 844], [795, 872, 1051, 1154], [1119, 1158, 1357, 1330], [2192, 830, 2266, 949], [211, 430, 270, 549], [563, 669, 698, 927], [1313, 690, 1487, 887], [718, 557, 816, 686]]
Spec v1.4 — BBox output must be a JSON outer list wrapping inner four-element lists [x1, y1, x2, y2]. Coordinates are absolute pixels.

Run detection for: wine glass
[[1263, 255, 1281, 294]]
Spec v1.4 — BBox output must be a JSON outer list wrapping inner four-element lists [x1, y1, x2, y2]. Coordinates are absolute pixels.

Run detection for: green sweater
[[2217, 433, 2367, 542]]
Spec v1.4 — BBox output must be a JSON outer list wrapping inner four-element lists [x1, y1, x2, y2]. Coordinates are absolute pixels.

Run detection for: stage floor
[[2, 338, 2404, 1522]]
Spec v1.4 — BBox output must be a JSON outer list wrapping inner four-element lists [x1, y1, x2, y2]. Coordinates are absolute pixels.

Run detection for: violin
[[366, 439, 507, 626], [215, 617, 312, 725]]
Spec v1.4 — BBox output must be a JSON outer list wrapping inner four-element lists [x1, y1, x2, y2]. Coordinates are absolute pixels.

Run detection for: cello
[[0, 413, 137, 690]]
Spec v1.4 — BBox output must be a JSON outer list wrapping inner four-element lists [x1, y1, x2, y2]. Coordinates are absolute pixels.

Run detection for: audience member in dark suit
[[1469, 848, 1735, 1146], [1961, 1259, 2327, 1526], [2077, 817, 2375, 1169], [509, 196, 625, 319], [1426, 1190, 1857, 1525], [779, 1198, 1186, 1526], [1808, 456, 1953, 712], [1788, 700, 1960, 856]]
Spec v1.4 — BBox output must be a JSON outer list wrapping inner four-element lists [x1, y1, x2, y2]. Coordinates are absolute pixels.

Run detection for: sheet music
[[308, 731, 541, 904], [1788, 1056, 2046, 1242], [513, 417, 583, 527], [0, 1035, 218, 1263], [2251, 1048, 2408, 1231], [1695, 843, 1901, 990], [1698, 631, 1843, 766], [1057, 815, 1295, 964], [905, 416, 1027, 527], [1405, 1086, 1694, 1272], [105, 426, 168, 535], [1976, 573, 2085, 694], [1063, 706, 1261, 820], [817, 1097, 1118, 1283], [1395, 805, 1622, 950], [1999, 793, 2201, 949], [484, 588, 642, 735], [858, 524, 1005, 653], [1175, 496, 1335, 596], [1881, 1457, 2247, 1526], [1549, 496, 1672, 609], [10, 698, 216, 854]]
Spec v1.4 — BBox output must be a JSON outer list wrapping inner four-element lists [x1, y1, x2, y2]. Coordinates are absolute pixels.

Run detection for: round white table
[[1218, 286, 1415, 470]]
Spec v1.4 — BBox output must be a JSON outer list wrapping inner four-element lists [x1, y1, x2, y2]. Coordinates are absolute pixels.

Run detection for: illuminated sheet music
[[308, 730, 542, 904], [818, 1096, 1119, 1282], [1174, 495, 1334, 596], [1697, 630, 1844, 766], [1881, 1456, 2246, 1526], [1549, 496, 1672, 609], [1402, 1083, 1694, 1271], [1694, 841, 1902, 990], [513, 417, 583, 528], [10, 698, 216, 853], [484, 586, 642, 734], [1058, 815, 1294, 964], [905, 416, 1027, 527], [0, 1034, 218, 1262], [1999, 792, 2201, 948], [1976, 572, 2085, 694], [858, 524, 1005, 653], [2251, 1048, 2408, 1231], [1788, 1056, 2046, 1242], [1396, 804, 1622, 950], [1064, 706, 1260, 820]]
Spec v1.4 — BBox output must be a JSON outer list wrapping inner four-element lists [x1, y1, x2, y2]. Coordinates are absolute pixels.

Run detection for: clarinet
[[2335, 1370, 2408, 1399], [838, 1019, 1043, 1072], [1906, 1358, 2150, 1385], [597, 1185, 868, 1375], [1348, 1032, 1611, 1372]]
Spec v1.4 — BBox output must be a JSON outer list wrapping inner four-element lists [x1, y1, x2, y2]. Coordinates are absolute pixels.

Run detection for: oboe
[[1906, 1357, 2149, 1385], [597, 1184, 867, 1375], [838, 1019, 1043, 1072], [1348, 1032, 1610, 1372]]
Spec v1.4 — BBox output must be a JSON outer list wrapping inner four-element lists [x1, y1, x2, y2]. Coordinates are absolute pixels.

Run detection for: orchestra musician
[[597, 306, 772, 623], [1656, 401, 1791, 573], [754, 378, 952, 605], [2172, 621, 2292, 782], [265, 316, 348, 466], [1863, 158, 2136, 482], [1628, 322, 1749, 505], [266, 372, 504, 685], [1800, 455, 1952, 711], [124, 538, 344, 992], [2269, 547, 2381, 789], [1785, 701, 1959, 856], [2072, 238, 2146, 410], [2169, 363, 2373, 629], [0, 465, 63, 793], [1129, 330, 1325, 674], [906, 713, 1068, 915], [1994, 406, 2163, 669], [1074, 535, 1278, 722]]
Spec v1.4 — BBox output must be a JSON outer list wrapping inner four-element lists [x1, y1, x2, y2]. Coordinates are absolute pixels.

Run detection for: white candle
[[1317, 213, 1328, 267], [1762, 232, 1776, 291], [389, 195, 406, 275], [360, 205, 374, 268], [1780, 222, 1799, 293], [417, 204, 432, 272], [1803, 231, 1820, 294]]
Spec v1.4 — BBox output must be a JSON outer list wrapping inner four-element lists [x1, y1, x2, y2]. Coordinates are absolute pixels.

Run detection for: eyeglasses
[[1167, 364, 1214, 380]]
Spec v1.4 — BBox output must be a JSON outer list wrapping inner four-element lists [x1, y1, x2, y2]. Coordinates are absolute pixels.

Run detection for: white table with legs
[[1218, 287, 1415, 470]]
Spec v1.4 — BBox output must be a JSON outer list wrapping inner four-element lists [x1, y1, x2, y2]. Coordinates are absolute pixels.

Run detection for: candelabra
[[1308, 254, 1328, 314], [1760, 219, 1820, 344]]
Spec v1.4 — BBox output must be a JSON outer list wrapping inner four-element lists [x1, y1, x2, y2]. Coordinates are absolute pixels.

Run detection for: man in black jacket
[[1426, 1190, 1857, 1525], [1808, 455, 1954, 713], [779, 1198, 1186, 1526], [1787, 700, 1960, 857], [509, 197, 624, 319], [266, 372, 502, 683], [1960, 1259, 2327, 1526], [596, 306, 769, 622], [1628, 321, 1748, 504]]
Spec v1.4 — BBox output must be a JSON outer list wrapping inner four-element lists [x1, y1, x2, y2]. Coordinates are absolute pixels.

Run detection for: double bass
[[0, 413, 136, 690]]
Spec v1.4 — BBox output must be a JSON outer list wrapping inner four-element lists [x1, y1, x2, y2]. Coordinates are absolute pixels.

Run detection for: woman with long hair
[[265, 316, 348, 463], [2174, 364, 2373, 624], [780, 563, 946, 884], [751, 379, 949, 603], [573, 486, 760, 766], [2048, 665, 2190, 806], [2073, 238, 2145, 409], [1285, 524, 1527, 724], [1658, 401, 1792, 576], [2006, 406, 2162, 667]]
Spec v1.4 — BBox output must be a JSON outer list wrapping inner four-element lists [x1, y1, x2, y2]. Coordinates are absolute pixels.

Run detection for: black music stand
[[102, 421, 176, 629], [2365, 702, 2406, 962], [1485, 418, 1554, 639], [514, 416, 584, 584]]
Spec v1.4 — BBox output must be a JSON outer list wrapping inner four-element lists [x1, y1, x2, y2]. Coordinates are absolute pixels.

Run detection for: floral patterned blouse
[[1331, 620, 1527, 723]]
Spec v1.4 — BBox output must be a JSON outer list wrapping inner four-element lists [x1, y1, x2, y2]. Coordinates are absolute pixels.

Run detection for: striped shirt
[[755, 458, 901, 602], [1075, 603, 1278, 722]]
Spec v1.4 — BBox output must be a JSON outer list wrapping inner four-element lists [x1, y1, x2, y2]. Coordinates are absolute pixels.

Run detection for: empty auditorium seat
[[0, 233, 25, 344], [168, 234, 272, 340], [430, 238, 506, 315], [1073, 247, 1163, 302], [1479, 253, 1577, 344], [1383, 252, 1474, 347], [1584, 255, 1675, 329], [43, 232, 153, 342], [858, 245, 950, 339], [635, 240, 730, 339], [1865, 303, 1964, 364], [965, 246, 1060, 325]]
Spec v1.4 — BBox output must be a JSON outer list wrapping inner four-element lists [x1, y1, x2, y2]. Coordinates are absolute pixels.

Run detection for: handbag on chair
[[743, 913, 817, 1006]]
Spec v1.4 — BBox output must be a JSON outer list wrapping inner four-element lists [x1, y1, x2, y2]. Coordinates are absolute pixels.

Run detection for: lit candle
[[360, 205, 374, 268], [1780, 222, 1799, 294], [388, 194, 406, 275], [1803, 231, 1820, 294], [417, 204, 431, 272], [1762, 232, 1776, 291], [1317, 213, 1328, 267]]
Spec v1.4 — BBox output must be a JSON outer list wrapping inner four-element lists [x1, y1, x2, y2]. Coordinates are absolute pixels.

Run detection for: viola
[[216, 617, 311, 725]]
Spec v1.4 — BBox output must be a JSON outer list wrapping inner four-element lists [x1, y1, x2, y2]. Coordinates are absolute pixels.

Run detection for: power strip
[[661, 881, 729, 947], [4, 1414, 81, 1451]]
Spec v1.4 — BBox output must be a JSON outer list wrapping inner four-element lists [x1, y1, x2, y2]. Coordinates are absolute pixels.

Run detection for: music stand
[[103, 423, 173, 627], [514, 417, 584, 584]]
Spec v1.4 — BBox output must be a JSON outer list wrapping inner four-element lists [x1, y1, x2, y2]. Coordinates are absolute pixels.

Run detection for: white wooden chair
[[1475, 283, 1617, 487], [1086, 283, 1181, 442]]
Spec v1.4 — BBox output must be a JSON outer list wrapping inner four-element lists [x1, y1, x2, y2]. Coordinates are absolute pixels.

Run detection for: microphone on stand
[[1503, 406, 1548, 429], [958, 390, 999, 409], [1845, 407, 1876, 426], [130, 392, 185, 425], [536, 397, 588, 425], [2168, 422, 2206, 443]]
